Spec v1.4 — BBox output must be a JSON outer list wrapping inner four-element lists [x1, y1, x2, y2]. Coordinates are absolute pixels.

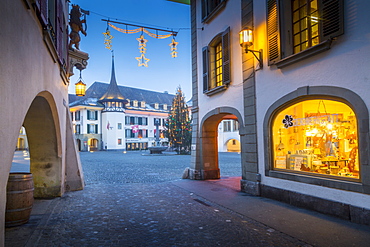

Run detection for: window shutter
[[56, 0, 65, 66], [87, 110, 90, 120], [95, 125, 98, 134], [222, 27, 231, 85], [266, 0, 281, 65], [87, 124, 90, 134], [201, 0, 207, 19], [95, 111, 98, 120], [202, 46, 209, 92], [36, 0, 48, 27], [319, 0, 344, 40]]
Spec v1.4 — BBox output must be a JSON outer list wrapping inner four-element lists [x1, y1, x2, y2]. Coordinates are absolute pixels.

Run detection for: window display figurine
[[69, 5, 87, 50]]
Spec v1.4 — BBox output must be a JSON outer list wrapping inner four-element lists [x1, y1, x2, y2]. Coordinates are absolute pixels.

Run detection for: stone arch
[[23, 92, 63, 198], [226, 138, 240, 152], [16, 138, 26, 150], [88, 138, 99, 151], [77, 139, 82, 151], [199, 107, 244, 179]]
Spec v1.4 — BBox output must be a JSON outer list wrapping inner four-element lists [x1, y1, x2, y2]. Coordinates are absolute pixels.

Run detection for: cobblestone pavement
[[80, 151, 241, 185], [6, 151, 310, 246]]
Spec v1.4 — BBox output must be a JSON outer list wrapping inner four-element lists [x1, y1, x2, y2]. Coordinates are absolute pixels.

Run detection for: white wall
[[102, 112, 125, 150], [196, 0, 244, 123]]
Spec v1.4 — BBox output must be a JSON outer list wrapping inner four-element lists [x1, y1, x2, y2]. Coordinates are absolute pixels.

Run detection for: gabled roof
[[69, 95, 104, 108], [83, 82, 175, 106]]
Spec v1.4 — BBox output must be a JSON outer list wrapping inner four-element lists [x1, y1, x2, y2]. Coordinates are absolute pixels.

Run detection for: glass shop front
[[272, 99, 359, 179]]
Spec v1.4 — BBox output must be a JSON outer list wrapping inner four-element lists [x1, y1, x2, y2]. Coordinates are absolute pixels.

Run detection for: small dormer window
[[141, 101, 145, 107], [126, 99, 130, 106], [163, 104, 167, 110], [133, 100, 138, 107], [154, 103, 159, 109]]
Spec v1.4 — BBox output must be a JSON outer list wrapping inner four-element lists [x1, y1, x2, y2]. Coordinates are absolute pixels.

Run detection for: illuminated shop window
[[272, 99, 359, 179]]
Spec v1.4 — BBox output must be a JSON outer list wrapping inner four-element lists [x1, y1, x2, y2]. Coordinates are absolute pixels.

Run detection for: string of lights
[[73, 6, 186, 67]]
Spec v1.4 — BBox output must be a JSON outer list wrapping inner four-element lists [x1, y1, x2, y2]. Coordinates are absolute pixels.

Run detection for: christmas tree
[[165, 86, 192, 154]]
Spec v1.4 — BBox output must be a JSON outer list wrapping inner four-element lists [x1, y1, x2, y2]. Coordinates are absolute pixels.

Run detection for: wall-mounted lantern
[[75, 70, 86, 96], [239, 28, 263, 69]]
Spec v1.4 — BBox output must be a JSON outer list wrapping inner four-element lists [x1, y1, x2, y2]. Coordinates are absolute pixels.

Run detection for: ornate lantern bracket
[[68, 49, 89, 78]]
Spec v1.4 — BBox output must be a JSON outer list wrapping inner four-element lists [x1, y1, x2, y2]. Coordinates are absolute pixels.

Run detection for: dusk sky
[[69, 0, 192, 99]]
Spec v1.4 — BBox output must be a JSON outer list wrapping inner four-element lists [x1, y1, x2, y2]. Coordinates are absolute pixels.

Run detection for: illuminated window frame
[[271, 99, 359, 180], [266, 0, 344, 68], [263, 86, 370, 194], [292, 0, 319, 54]]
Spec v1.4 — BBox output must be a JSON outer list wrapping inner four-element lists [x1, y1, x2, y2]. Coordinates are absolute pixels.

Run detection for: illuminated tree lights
[[165, 87, 192, 154]]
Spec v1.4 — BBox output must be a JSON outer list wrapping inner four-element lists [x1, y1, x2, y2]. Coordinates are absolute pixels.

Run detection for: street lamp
[[75, 70, 86, 96], [239, 28, 263, 69]]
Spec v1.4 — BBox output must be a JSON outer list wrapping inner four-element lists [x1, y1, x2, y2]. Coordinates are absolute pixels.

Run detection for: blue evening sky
[[69, 0, 192, 99]]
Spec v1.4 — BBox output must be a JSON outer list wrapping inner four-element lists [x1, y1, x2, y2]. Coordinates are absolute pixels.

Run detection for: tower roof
[[99, 55, 126, 102]]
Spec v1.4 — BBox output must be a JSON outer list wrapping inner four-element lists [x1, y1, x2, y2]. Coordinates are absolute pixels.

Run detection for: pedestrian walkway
[[5, 177, 370, 246], [5, 151, 370, 246], [173, 178, 370, 247]]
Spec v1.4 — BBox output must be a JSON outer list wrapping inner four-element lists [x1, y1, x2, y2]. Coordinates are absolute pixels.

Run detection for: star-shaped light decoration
[[135, 54, 150, 67], [139, 46, 147, 54], [169, 38, 178, 58], [137, 34, 148, 50], [102, 29, 114, 50]]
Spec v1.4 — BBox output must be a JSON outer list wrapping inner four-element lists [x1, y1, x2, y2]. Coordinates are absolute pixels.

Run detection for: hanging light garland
[[102, 19, 179, 67], [135, 32, 150, 66], [169, 37, 178, 58], [102, 28, 114, 50]]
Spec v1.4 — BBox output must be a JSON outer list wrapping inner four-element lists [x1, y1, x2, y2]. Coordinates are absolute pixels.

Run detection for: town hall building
[[69, 56, 175, 151]]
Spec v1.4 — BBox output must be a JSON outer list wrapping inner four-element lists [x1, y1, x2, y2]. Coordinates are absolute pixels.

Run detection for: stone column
[[240, 0, 261, 195], [188, 0, 203, 180]]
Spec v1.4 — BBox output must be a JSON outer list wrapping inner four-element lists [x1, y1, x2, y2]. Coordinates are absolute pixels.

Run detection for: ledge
[[275, 39, 332, 69], [267, 170, 364, 194], [204, 84, 227, 96]]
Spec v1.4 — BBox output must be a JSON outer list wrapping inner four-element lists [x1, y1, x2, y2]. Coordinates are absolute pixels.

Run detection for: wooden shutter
[[95, 111, 98, 120], [56, 0, 68, 67], [202, 46, 209, 92], [266, 0, 281, 65], [95, 125, 98, 134], [222, 27, 231, 85], [35, 0, 48, 27], [319, 0, 344, 40], [87, 124, 90, 134], [201, 0, 207, 20]]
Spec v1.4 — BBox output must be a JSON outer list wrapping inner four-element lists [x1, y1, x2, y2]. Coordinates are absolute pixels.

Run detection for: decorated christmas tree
[[165, 86, 192, 154]]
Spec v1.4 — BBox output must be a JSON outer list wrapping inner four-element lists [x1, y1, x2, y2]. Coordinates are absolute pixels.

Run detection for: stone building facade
[[188, 0, 370, 224], [0, 0, 85, 243]]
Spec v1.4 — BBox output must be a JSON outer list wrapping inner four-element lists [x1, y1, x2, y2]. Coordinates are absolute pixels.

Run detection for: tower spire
[[99, 53, 126, 102], [110, 51, 117, 87]]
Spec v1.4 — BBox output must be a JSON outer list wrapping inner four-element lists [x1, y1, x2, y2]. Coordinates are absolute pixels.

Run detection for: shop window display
[[272, 99, 359, 179]]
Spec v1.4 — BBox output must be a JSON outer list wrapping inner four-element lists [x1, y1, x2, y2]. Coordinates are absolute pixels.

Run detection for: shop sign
[[283, 114, 340, 128]]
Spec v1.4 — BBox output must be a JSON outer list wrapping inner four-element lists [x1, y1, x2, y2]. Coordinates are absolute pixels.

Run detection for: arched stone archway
[[191, 107, 244, 180], [88, 138, 99, 151], [23, 95, 63, 198], [77, 139, 82, 151], [226, 139, 240, 152]]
